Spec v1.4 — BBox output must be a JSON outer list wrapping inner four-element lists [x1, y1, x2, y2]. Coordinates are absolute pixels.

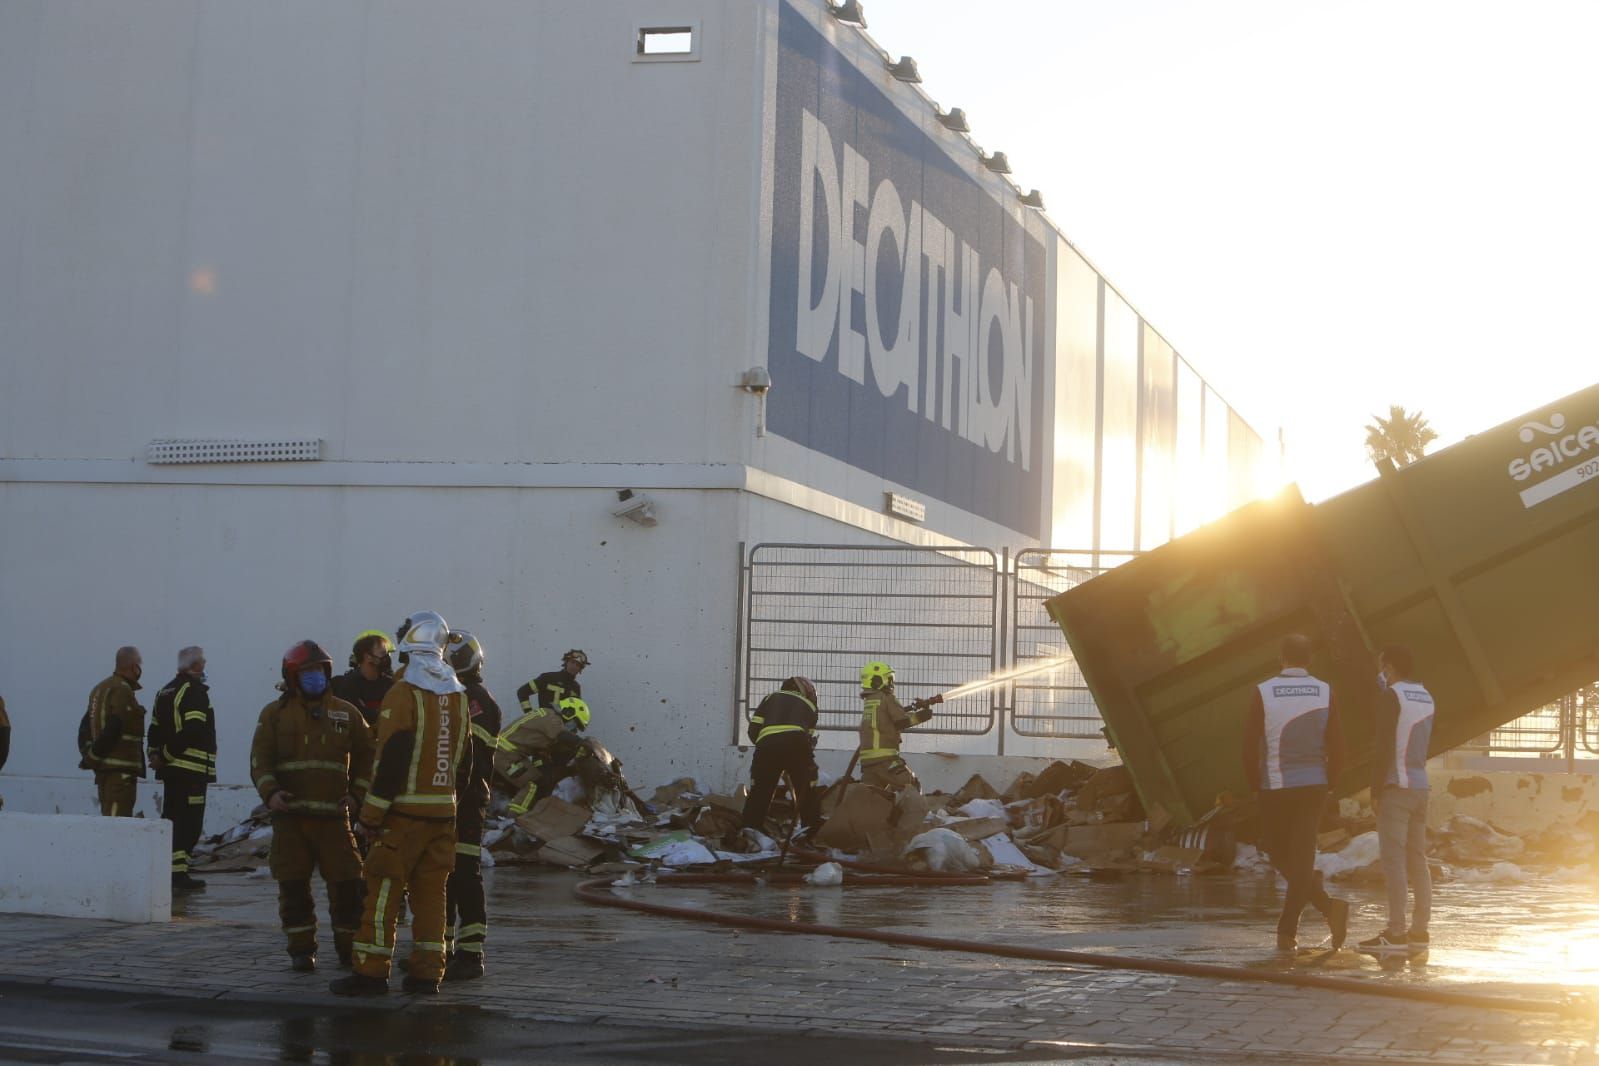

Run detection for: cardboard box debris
[[943, 817, 1011, 841], [692, 804, 743, 841], [1075, 765, 1134, 810], [515, 797, 592, 842], [1002, 772, 1038, 803], [536, 835, 608, 868], [812, 786, 895, 851], [950, 774, 1000, 806], [1059, 822, 1145, 862], [649, 778, 702, 809], [1032, 759, 1100, 796]]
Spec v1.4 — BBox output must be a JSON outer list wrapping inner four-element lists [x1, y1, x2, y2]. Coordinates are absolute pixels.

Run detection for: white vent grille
[[146, 438, 323, 465]]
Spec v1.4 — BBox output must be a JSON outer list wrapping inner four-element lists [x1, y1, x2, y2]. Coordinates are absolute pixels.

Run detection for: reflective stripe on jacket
[[250, 693, 375, 816], [749, 689, 818, 745], [858, 687, 930, 763], [152, 675, 216, 782], [360, 680, 470, 824], [88, 674, 146, 776]]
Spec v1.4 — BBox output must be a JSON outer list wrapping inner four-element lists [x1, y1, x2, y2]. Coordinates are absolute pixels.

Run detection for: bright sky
[[861, 0, 1599, 502]]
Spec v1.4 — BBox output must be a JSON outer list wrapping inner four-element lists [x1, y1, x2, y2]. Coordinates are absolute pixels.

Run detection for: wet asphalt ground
[[2, 861, 1597, 1064]]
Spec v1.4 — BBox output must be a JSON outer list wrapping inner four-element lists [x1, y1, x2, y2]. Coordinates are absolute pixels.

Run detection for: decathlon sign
[[766, 2, 1047, 537]]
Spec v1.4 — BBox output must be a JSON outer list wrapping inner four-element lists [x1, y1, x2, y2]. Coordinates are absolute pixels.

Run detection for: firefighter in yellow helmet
[[494, 696, 590, 816], [331, 630, 395, 729], [331, 611, 472, 998], [251, 640, 375, 972], [857, 661, 940, 793]]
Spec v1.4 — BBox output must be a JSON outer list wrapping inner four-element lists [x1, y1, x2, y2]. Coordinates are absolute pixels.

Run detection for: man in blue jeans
[[1358, 645, 1435, 960], [1243, 634, 1349, 952]]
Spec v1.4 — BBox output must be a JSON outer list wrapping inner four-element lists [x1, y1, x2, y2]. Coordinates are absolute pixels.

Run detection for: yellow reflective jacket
[[858, 687, 931, 763], [87, 674, 146, 776], [359, 680, 470, 826], [492, 706, 569, 788]]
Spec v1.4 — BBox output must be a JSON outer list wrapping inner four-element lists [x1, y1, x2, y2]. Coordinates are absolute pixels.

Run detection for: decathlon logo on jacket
[[766, 2, 1047, 537]]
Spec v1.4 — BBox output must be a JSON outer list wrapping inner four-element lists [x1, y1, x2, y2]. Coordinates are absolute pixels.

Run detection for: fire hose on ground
[[578, 657, 1580, 1018], [574, 849, 1585, 1017]]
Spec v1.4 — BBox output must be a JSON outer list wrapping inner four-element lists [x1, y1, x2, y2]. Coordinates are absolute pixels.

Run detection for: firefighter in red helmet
[[250, 640, 375, 972]]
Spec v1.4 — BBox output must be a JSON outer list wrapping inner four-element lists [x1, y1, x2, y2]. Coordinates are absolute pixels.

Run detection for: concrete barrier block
[[0, 812, 171, 922]]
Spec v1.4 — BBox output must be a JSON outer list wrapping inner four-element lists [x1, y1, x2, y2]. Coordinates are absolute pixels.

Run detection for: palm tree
[[1364, 405, 1438, 467]]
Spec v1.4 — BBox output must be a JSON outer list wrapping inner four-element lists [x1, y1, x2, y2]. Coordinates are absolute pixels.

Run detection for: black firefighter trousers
[[741, 732, 821, 833], [162, 774, 208, 875], [447, 802, 489, 957]]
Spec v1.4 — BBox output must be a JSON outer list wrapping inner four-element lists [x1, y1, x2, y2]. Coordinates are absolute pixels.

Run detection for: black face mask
[[130, 665, 143, 683]]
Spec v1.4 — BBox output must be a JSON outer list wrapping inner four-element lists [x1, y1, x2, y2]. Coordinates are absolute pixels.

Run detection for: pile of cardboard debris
[[189, 761, 1170, 877], [476, 760, 1183, 877]]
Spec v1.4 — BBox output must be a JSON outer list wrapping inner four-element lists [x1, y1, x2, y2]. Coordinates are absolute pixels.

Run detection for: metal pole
[[732, 540, 747, 747], [996, 547, 1008, 758]]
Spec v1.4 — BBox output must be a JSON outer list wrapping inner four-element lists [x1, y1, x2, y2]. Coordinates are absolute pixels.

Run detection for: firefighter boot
[[290, 954, 316, 973], [444, 952, 485, 982], [329, 973, 388, 997], [400, 974, 439, 996]]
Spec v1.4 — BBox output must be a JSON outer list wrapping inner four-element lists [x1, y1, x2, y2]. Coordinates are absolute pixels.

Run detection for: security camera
[[612, 489, 658, 527], [738, 367, 772, 394]]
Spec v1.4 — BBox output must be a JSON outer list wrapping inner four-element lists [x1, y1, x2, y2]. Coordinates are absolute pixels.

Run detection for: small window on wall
[[634, 23, 700, 62]]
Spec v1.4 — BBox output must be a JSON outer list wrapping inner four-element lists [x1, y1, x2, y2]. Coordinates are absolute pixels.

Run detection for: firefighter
[[443, 630, 502, 981], [84, 647, 147, 817], [857, 661, 939, 793], [331, 630, 395, 728], [741, 676, 822, 838], [515, 649, 588, 715], [251, 640, 376, 972], [332, 611, 472, 997], [149, 646, 217, 892], [494, 695, 590, 816]]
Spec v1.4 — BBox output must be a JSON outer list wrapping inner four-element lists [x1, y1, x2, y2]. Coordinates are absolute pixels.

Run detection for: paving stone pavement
[[4, 869, 1598, 1064]]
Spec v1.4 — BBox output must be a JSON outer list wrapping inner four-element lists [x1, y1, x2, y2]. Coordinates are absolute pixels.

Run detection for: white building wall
[[0, 0, 1268, 813], [0, 0, 765, 468], [0, 480, 747, 797]]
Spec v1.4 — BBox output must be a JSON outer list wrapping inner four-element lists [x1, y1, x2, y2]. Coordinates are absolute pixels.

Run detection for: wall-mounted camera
[[612, 488, 658, 527]]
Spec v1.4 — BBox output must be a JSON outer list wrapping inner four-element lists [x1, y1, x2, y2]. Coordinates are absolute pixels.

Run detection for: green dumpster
[[1046, 383, 1599, 827]]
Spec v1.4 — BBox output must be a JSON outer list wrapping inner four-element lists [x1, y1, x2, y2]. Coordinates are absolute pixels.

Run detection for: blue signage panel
[[767, 2, 1048, 537]]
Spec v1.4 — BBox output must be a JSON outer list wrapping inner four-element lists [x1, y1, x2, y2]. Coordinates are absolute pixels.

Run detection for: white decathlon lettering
[[795, 107, 1033, 471]]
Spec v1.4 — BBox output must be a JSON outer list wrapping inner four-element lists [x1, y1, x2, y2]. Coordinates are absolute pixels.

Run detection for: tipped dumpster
[[1047, 383, 1599, 827]]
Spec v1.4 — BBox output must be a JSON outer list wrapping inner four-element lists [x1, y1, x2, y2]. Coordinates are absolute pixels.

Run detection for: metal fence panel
[[1010, 549, 1138, 739], [744, 543, 998, 734], [1487, 697, 1567, 755]]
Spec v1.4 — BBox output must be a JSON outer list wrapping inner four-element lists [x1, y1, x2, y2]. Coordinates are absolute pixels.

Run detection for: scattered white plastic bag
[[805, 862, 844, 886], [1453, 861, 1527, 883], [1233, 843, 1274, 872], [1314, 831, 1380, 879], [903, 828, 984, 872], [979, 833, 1051, 875], [955, 798, 1008, 821]]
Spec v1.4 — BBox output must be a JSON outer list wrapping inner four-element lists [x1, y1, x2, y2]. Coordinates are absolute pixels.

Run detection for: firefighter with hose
[[740, 676, 822, 840], [858, 661, 940, 794]]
